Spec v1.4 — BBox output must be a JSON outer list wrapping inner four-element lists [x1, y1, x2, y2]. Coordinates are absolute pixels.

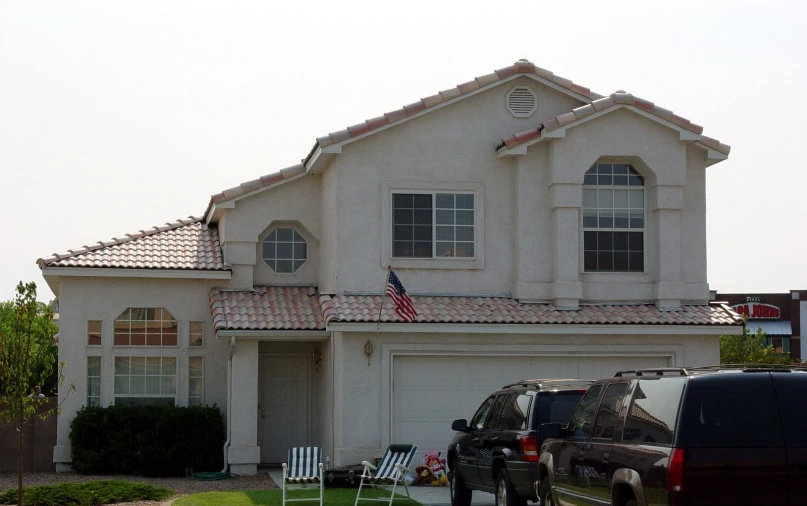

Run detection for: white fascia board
[[327, 322, 743, 335], [524, 74, 598, 103], [230, 172, 307, 206], [215, 330, 329, 340], [41, 267, 232, 280], [497, 145, 528, 158], [325, 75, 526, 151], [305, 146, 339, 174]]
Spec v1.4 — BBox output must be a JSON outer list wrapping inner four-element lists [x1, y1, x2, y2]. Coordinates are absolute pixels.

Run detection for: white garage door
[[391, 354, 669, 460]]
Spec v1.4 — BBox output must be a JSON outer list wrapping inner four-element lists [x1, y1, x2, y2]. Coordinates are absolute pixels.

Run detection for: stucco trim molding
[[216, 330, 330, 340], [328, 322, 742, 335], [379, 342, 682, 452], [41, 267, 232, 280]]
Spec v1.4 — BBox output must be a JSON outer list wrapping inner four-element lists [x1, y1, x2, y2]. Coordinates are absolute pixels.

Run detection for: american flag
[[385, 270, 418, 322]]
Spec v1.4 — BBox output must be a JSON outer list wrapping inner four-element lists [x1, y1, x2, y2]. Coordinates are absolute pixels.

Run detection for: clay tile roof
[[315, 59, 602, 150], [38, 217, 226, 270], [321, 295, 744, 326], [210, 163, 304, 205], [499, 91, 730, 155], [210, 286, 325, 331]]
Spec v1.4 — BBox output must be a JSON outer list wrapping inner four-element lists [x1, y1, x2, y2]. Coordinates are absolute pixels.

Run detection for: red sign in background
[[730, 302, 781, 320]]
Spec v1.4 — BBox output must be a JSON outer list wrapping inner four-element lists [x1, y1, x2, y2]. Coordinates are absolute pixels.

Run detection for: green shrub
[[0, 480, 173, 505], [70, 405, 225, 477]]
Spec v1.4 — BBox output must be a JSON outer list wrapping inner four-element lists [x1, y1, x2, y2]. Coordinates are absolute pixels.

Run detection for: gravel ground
[[0, 471, 279, 505]]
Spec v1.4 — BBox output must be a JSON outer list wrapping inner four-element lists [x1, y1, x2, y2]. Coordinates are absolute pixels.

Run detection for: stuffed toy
[[414, 450, 448, 486]]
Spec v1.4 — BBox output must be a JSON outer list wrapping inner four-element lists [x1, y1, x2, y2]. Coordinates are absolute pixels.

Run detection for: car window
[[470, 396, 495, 430], [566, 384, 603, 439], [772, 373, 807, 447], [535, 391, 588, 427], [499, 394, 531, 430], [622, 378, 685, 445], [485, 394, 509, 430], [592, 383, 628, 440], [677, 374, 784, 448]]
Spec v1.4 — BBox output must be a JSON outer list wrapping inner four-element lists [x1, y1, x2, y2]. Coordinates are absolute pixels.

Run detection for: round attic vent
[[506, 86, 537, 118]]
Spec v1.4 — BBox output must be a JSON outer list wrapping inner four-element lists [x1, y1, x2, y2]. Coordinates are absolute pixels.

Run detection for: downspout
[[221, 336, 235, 473]]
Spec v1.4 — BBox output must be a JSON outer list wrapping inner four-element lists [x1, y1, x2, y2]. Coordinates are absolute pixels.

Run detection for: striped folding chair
[[354, 444, 417, 506], [282, 447, 324, 506]]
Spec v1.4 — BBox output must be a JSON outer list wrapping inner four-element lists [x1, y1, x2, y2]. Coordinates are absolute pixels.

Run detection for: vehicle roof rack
[[500, 378, 593, 389], [615, 364, 807, 377], [614, 368, 691, 377]]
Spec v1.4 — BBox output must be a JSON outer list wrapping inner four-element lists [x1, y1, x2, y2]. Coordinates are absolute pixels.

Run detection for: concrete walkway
[[267, 470, 496, 506]]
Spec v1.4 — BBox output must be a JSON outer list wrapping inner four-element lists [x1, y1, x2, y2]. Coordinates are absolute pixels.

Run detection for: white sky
[[2, 0, 806, 302]]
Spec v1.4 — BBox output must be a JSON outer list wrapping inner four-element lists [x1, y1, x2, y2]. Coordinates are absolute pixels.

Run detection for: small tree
[[720, 326, 791, 365], [0, 282, 71, 506]]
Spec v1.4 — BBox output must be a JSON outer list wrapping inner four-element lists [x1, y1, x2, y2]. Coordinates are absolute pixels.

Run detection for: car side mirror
[[538, 422, 563, 439], [452, 418, 469, 432]]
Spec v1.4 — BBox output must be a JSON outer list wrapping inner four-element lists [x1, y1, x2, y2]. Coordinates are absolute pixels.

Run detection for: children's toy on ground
[[414, 450, 448, 486]]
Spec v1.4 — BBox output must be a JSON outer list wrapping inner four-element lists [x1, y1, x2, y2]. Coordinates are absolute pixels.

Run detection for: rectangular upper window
[[392, 192, 475, 259], [87, 321, 102, 346], [189, 321, 204, 347], [114, 308, 178, 346]]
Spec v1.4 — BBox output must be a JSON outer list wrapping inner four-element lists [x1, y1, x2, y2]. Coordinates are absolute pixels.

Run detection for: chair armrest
[[361, 460, 378, 472], [394, 463, 410, 475]]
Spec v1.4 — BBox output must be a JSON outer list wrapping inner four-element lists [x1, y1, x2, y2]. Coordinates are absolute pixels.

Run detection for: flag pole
[[376, 265, 391, 330]]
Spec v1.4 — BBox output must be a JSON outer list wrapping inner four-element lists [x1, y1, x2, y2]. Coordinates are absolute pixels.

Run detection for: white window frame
[[188, 357, 204, 406], [113, 307, 179, 348], [582, 163, 646, 274], [87, 356, 101, 407], [381, 181, 485, 270], [113, 356, 178, 406], [189, 321, 204, 347]]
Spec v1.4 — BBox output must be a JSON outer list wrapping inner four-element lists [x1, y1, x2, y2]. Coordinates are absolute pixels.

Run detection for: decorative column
[[550, 183, 582, 309], [228, 339, 260, 475], [653, 185, 684, 309]]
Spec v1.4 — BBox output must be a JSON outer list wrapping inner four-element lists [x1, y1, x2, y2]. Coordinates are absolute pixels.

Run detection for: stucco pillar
[[228, 339, 260, 475], [222, 242, 256, 290], [550, 183, 582, 308], [653, 185, 684, 309]]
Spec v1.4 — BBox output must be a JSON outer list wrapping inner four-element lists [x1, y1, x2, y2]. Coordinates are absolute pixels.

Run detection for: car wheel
[[496, 469, 527, 506], [538, 478, 554, 506], [450, 463, 472, 506]]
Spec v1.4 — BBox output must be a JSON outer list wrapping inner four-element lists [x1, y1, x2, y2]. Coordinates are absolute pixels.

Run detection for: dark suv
[[447, 379, 593, 506], [537, 365, 807, 506]]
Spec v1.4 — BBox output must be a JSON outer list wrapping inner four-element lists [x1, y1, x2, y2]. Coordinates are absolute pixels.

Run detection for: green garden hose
[[191, 471, 233, 481]]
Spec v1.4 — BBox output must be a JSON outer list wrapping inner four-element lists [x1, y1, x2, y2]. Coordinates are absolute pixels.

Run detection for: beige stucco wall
[[330, 329, 721, 465], [53, 276, 227, 470]]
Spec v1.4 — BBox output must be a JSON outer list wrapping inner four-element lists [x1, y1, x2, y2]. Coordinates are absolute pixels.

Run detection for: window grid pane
[[87, 320, 102, 346], [87, 357, 101, 407], [114, 356, 177, 404], [392, 192, 474, 259], [189, 357, 204, 406], [113, 308, 177, 347], [262, 227, 307, 273], [189, 321, 204, 347], [583, 163, 644, 273]]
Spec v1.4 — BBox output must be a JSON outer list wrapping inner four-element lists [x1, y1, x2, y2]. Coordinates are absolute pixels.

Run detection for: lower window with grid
[[114, 356, 177, 406]]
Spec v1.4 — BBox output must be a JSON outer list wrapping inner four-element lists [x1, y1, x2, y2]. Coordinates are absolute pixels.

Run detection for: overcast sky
[[1, 0, 806, 302]]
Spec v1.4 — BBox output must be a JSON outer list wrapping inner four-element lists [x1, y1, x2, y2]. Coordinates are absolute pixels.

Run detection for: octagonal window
[[262, 227, 307, 273]]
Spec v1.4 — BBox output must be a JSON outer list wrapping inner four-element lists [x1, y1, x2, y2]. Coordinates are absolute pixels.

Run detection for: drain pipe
[[221, 336, 235, 473]]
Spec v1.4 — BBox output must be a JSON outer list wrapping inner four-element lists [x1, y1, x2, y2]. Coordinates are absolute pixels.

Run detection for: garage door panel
[[391, 354, 669, 461]]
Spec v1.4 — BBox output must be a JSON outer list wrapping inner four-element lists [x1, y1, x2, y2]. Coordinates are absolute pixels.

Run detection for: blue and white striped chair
[[282, 447, 324, 506], [354, 444, 417, 506]]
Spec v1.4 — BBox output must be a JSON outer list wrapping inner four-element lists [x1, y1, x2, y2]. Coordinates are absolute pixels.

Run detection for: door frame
[[258, 352, 313, 463]]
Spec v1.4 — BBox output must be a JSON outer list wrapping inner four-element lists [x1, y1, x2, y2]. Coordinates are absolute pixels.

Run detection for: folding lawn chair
[[354, 444, 417, 506], [282, 446, 324, 506]]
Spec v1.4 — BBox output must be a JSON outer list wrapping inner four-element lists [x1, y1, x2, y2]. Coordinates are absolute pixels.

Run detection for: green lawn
[[174, 486, 423, 506]]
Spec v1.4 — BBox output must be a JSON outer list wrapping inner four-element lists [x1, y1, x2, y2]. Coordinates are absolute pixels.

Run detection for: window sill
[[388, 257, 483, 270]]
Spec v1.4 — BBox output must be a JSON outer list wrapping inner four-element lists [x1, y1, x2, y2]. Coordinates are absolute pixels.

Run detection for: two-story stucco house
[[38, 59, 743, 474]]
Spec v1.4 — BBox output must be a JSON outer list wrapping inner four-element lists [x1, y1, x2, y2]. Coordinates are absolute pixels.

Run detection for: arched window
[[262, 227, 307, 273], [114, 307, 177, 346], [582, 163, 645, 272]]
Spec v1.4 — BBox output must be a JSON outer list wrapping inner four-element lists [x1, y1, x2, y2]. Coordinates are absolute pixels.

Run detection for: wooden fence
[[0, 398, 57, 472]]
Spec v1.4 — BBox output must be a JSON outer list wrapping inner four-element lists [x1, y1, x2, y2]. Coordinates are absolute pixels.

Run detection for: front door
[[258, 354, 310, 464]]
